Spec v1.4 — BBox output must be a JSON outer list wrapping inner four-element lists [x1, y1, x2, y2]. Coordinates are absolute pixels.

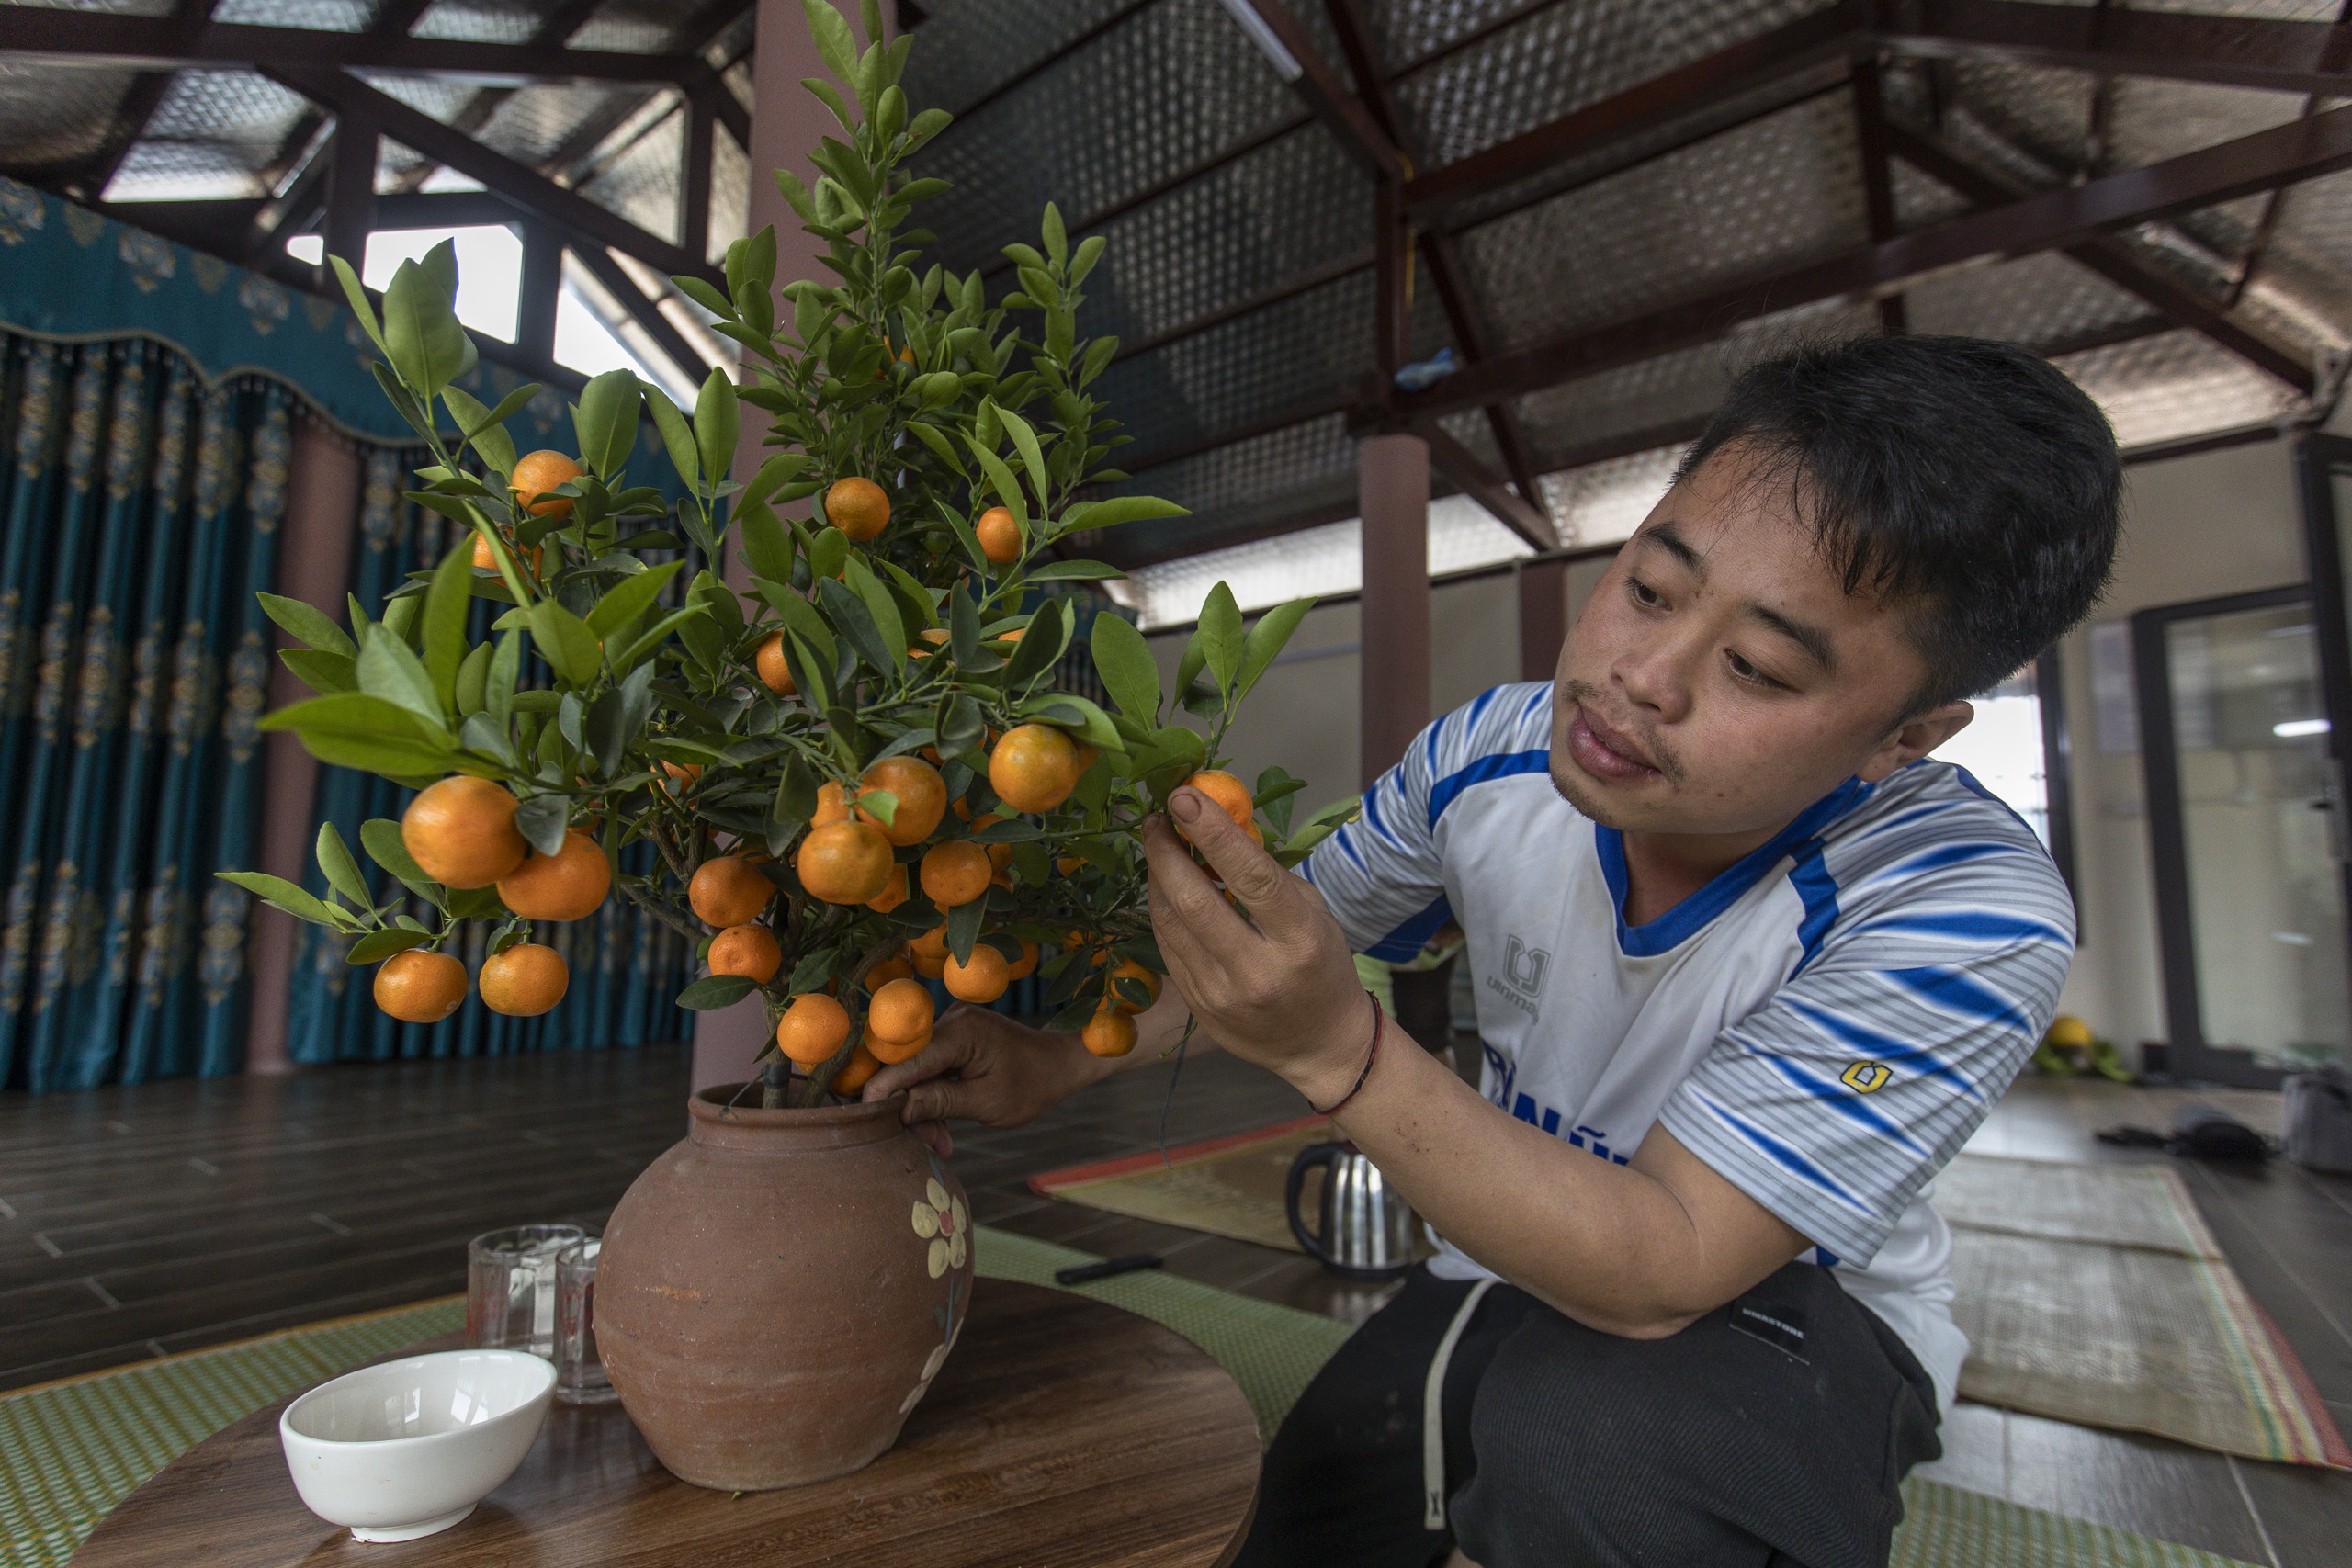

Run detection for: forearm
[[1313, 1023, 1796, 1336]]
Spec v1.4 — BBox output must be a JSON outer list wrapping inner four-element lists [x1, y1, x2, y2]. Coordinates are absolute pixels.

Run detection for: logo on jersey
[[1840, 1061, 1892, 1093], [1501, 935, 1549, 997]]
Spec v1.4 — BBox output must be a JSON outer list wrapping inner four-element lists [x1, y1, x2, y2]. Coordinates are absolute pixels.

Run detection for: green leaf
[[485, 631, 520, 731], [528, 599, 603, 685], [280, 649, 356, 694], [678, 974, 760, 1010], [360, 818, 441, 907], [421, 540, 474, 716], [945, 895, 985, 965], [380, 248, 469, 395], [805, 525, 850, 582], [214, 871, 338, 928], [573, 368, 639, 480], [994, 401, 1050, 510], [346, 928, 432, 965], [1023, 560, 1123, 582], [1059, 494, 1188, 534], [454, 641, 492, 716], [1091, 612, 1160, 722], [693, 367, 740, 494], [961, 433, 1027, 525], [841, 557, 905, 671], [327, 254, 386, 357], [258, 592, 355, 658], [642, 382, 699, 494], [1196, 582, 1244, 694], [758, 581, 838, 666], [1174, 639, 1205, 705], [738, 506, 795, 587], [1001, 597, 1069, 691], [315, 822, 371, 908], [609, 605, 708, 673], [441, 382, 529, 479], [816, 576, 898, 677], [355, 625, 445, 727], [1019, 692, 1121, 752], [584, 558, 685, 643], [801, 0, 858, 82], [263, 692, 457, 776], [514, 794, 570, 857], [1041, 201, 1067, 267], [1237, 596, 1313, 701]]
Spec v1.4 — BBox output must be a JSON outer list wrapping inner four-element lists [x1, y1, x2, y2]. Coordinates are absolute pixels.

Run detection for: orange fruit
[[1082, 1006, 1137, 1058], [909, 627, 949, 660], [1056, 854, 1083, 876], [511, 450, 582, 520], [1006, 939, 1040, 980], [470, 534, 542, 573], [689, 855, 773, 927], [920, 840, 992, 908], [866, 953, 915, 987], [867, 976, 936, 1044], [708, 923, 781, 984], [656, 761, 702, 799], [831, 1043, 882, 1095], [910, 947, 946, 980], [813, 780, 851, 827], [967, 814, 1016, 872], [989, 725, 1080, 814], [859, 756, 947, 846], [865, 1021, 931, 1065], [481, 942, 568, 1016], [1077, 744, 1100, 773], [796, 821, 894, 905], [824, 476, 889, 542], [754, 631, 797, 695], [373, 949, 467, 1023], [1106, 958, 1159, 1013], [495, 830, 610, 921], [867, 863, 910, 914], [975, 506, 1021, 565], [1178, 771, 1253, 840], [943, 943, 1011, 1004], [401, 777, 528, 889], [909, 923, 950, 978], [776, 991, 851, 1066]]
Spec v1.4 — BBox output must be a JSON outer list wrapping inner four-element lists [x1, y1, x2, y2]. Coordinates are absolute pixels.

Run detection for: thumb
[[1170, 785, 1295, 917], [864, 1029, 978, 1120]]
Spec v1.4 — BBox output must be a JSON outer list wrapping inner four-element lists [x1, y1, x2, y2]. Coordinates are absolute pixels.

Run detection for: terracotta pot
[[594, 1086, 974, 1491]]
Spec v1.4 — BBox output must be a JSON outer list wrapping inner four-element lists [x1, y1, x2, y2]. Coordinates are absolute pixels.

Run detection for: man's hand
[[1142, 789, 1376, 1110], [861, 1004, 1111, 1156]]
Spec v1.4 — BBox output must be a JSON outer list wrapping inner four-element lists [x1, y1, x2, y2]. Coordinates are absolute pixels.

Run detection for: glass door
[[2133, 589, 2348, 1084]]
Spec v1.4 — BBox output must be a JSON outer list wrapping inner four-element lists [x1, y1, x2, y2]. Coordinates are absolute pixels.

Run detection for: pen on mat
[[1054, 1254, 1163, 1285]]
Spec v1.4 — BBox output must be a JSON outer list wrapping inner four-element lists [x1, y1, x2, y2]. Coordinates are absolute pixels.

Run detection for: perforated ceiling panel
[[578, 107, 683, 244], [0, 62, 139, 180], [2055, 327, 2306, 448], [412, 0, 542, 45], [108, 68, 308, 200]]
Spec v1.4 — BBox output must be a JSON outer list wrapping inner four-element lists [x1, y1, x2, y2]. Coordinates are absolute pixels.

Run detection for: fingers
[[908, 1120, 954, 1158], [863, 1024, 977, 1106], [1167, 786, 1301, 925]]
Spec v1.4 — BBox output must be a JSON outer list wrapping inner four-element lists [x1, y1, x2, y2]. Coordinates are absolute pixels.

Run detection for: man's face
[[1549, 445, 1970, 845]]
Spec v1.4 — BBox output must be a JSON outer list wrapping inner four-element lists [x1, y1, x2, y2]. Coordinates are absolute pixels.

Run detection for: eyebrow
[[1635, 523, 1838, 673]]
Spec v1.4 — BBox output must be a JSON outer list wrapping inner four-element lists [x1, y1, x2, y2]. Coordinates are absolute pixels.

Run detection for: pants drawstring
[[1423, 1278, 1496, 1530]]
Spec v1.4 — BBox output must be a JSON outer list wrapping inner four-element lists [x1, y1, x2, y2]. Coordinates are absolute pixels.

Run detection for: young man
[[866, 334, 2120, 1567]]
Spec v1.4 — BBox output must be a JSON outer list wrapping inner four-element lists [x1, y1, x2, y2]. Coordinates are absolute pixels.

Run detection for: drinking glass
[[554, 1237, 618, 1405], [465, 1224, 585, 1359]]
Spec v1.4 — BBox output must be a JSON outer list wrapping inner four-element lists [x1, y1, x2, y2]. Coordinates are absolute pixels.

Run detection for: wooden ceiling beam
[[1419, 422, 1556, 551], [1871, 0, 2352, 99]]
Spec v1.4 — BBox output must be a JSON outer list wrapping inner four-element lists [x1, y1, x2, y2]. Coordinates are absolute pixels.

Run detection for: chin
[[1549, 758, 1634, 828]]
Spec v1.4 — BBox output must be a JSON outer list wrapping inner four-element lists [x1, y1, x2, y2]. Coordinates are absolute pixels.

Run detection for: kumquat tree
[[220, 0, 1352, 1107]]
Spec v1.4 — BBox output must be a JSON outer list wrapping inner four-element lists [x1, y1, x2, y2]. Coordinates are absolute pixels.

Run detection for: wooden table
[[73, 1280, 1261, 1567]]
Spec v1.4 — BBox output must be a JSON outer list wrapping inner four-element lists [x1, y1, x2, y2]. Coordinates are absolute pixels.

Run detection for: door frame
[[2130, 585, 2315, 1089]]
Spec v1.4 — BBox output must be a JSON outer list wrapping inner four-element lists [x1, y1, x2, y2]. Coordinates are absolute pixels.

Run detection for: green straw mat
[[1, 1226, 2265, 1568]]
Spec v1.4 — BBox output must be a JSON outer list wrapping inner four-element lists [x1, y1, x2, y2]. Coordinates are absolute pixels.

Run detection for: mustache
[[1560, 679, 1685, 785]]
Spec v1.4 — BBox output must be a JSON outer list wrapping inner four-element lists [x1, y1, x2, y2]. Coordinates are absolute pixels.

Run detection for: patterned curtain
[[0, 333, 286, 1091], [284, 448, 694, 1065]]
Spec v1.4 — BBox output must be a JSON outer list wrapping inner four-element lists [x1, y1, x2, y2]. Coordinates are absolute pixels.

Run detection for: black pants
[[1236, 1261, 1941, 1568]]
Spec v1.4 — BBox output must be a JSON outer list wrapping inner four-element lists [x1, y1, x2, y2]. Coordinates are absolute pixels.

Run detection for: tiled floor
[[4, 1046, 2348, 1562]]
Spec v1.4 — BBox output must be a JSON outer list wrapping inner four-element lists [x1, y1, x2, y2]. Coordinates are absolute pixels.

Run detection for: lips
[[1566, 705, 1662, 784]]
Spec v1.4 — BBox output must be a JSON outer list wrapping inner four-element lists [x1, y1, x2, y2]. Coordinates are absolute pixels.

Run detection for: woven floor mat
[[1940, 1156, 2347, 1467], [1027, 1113, 1333, 1252]]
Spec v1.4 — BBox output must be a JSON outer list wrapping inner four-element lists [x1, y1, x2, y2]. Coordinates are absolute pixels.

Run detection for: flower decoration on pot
[[215, 0, 1354, 1104]]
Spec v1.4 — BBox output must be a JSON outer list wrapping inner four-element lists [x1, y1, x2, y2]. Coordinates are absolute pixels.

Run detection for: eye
[[1725, 650, 1788, 691], [1628, 577, 1664, 609]]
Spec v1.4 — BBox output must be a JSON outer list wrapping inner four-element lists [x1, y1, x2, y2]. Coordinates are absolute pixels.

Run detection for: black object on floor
[[2098, 1104, 2276, 1161], [1055, 1254, 1164, 1285]]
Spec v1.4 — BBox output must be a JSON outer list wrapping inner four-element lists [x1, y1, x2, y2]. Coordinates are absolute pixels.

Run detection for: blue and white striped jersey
[[1304, 682, 2072, 1411]]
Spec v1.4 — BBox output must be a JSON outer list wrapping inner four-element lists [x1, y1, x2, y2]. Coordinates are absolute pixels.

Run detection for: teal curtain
[[284, 448, 694, 1065], [0, 333, 287, 1091]]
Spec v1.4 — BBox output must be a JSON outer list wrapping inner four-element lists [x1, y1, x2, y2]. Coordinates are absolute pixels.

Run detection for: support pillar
[[246, 413, 361, 1075], [695, 0, 894, 1094], [1517, 556, 1568, 683], [514, 219, 560, 368], [322, 119, 376, 277], [1360, 432, 1430, 787]]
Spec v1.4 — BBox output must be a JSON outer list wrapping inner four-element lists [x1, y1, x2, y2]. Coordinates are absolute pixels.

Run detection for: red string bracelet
[[1310, 989, 1384, 1117]]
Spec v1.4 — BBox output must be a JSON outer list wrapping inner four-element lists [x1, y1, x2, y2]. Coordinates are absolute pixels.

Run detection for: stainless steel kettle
[[1285, 1140, 1416, 1279]]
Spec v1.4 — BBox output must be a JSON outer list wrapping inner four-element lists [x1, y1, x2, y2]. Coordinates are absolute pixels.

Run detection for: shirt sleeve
[[1655, 826, 2074, 1268], [1302, 682, 1551, 962]]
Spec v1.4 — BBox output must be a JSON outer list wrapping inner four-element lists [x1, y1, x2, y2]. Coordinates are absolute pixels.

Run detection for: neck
[[1615, 821, 1785, 927]]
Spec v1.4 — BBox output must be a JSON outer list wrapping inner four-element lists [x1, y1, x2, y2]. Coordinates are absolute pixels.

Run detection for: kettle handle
[[1285, 1142, 1348, 1264]]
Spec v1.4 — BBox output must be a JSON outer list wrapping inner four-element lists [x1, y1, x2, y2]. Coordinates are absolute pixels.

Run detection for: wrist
[[1287, 995, 1380, 1112]]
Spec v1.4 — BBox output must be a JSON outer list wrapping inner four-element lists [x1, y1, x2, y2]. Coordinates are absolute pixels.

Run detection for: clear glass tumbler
[[465, 1224, 586, 1359], [554, 1236, 619, 1405]]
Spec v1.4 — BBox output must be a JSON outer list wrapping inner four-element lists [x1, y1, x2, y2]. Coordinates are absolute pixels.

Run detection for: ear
[[1856, 700, 1973, 784]]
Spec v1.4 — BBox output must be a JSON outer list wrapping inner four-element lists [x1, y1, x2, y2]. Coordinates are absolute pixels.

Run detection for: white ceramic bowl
[[278, 1348, 556, 1542]]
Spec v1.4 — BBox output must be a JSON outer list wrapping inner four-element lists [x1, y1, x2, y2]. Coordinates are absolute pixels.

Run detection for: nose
[[1611, 632, 1695, 725]]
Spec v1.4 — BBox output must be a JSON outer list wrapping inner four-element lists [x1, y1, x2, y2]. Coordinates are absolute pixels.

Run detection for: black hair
[[1675, 333, 2121, 708]]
